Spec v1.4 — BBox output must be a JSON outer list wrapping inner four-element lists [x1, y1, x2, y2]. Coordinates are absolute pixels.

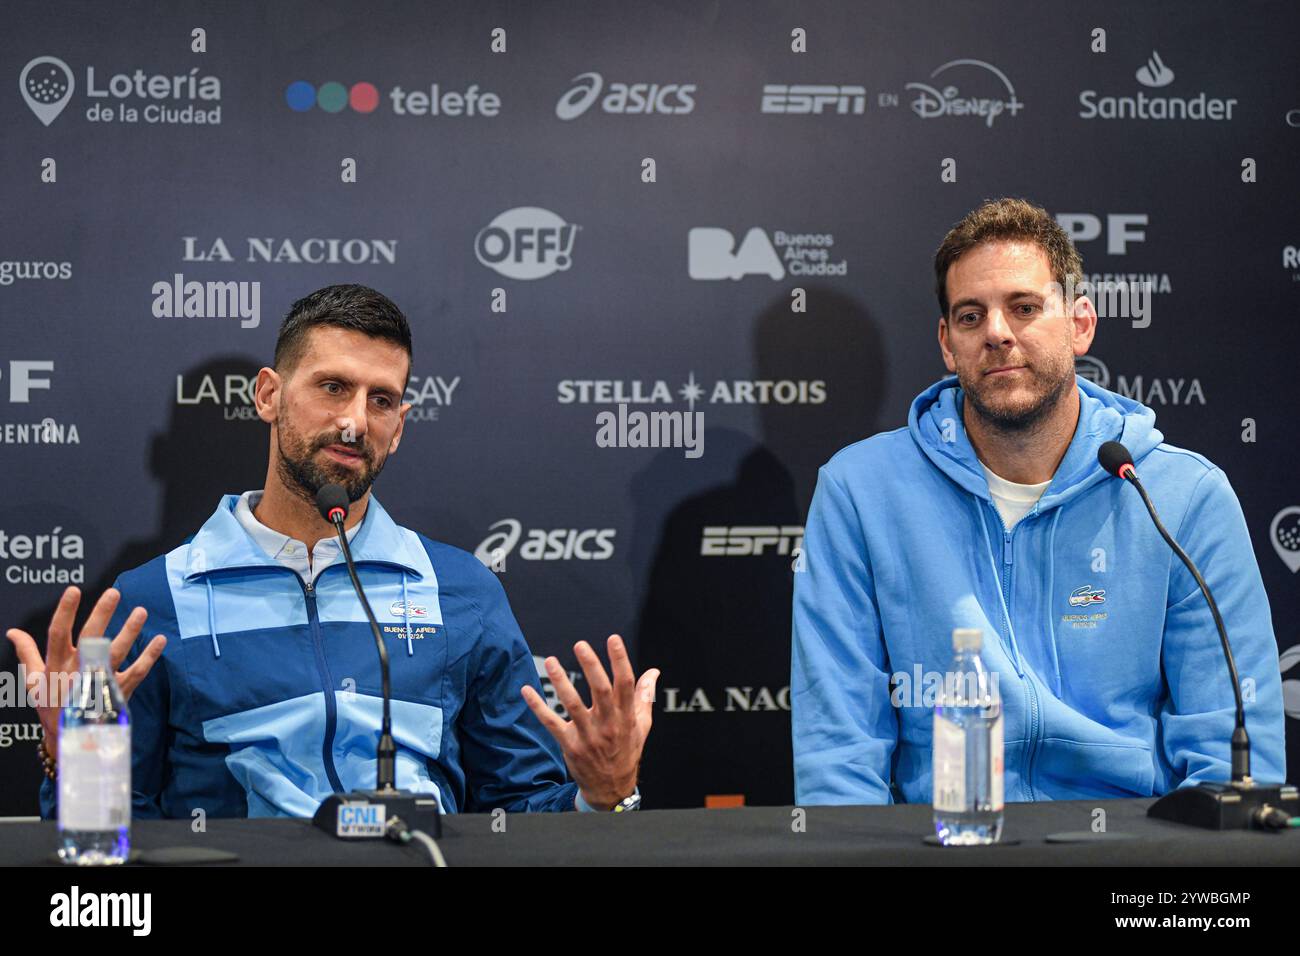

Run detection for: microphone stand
[[1118, 462, 1298, 829], [310, 497, 443, 843], [331, 507, 397, 792]]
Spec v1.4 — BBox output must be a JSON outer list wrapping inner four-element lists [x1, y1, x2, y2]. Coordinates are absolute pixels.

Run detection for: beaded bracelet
[[37, 733, 57, 781]]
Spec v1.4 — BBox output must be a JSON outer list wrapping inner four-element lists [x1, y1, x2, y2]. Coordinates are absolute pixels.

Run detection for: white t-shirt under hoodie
[[979, 462, 1052, 530]]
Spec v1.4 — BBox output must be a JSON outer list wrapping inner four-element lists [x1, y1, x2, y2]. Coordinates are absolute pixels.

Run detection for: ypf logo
[[20, 56, 75, 125], [1054, 213, 1148, 255], [474, 207, 578, 280], [1, 361, 54, 402], [1271, 506, 1300, 573], [285, 80, 380, 113], [1075, 355, 1110, 388]]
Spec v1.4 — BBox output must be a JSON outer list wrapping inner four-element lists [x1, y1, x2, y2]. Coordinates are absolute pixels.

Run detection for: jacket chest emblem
[[389, 600, 428, 618], [1068, 584, 1106, 607]]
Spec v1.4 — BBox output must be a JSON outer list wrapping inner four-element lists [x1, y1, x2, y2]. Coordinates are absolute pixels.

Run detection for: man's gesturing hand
[[521, 634, 659, 811], [5, 586, 167, 761]]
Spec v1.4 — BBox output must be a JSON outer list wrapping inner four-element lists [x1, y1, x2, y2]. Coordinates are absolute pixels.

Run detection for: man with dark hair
[[792, 198, 1285, 805], [11, 284, 656, 819]]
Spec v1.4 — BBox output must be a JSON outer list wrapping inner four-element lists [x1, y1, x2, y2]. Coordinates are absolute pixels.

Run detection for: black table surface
[[3, 798, 1297, 866]]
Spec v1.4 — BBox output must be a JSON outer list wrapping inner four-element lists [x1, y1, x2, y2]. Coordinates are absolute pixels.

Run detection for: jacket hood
[[908, 373, 1163, 511]]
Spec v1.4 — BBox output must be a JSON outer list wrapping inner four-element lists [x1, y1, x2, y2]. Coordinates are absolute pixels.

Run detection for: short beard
[[961, 363, 1074, 434], [275, 415, 384, 506]]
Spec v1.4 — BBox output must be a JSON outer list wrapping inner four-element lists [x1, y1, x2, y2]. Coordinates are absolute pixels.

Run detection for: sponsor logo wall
[[1, 2, 1296, 812]]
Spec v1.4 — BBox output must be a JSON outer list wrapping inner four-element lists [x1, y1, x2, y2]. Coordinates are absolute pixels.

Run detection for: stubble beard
[[275, 409, 384, 505], [959, 352, 1075, 435]]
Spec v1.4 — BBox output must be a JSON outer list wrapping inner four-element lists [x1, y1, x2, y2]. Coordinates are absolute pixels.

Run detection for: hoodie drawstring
[[1045, 507, 1063, 696], [205, 577, 222, 658], [976, 499, 1024, 676], [400, 572, 414, 656]]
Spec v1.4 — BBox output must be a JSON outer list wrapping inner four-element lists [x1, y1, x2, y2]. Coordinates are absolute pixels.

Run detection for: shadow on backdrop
[[631, 289, 887, 808]]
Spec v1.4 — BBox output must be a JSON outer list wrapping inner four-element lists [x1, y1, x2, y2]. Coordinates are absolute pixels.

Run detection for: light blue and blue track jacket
[[41, 494, 579, 818], [792, 374, 1286, 805]]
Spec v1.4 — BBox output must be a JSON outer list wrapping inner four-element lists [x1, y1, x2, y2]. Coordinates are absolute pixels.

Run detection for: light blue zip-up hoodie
[[792, 374, 1286, 805]]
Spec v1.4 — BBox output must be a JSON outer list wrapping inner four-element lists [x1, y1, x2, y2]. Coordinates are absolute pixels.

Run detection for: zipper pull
[[1003, 531, 1014, 566]]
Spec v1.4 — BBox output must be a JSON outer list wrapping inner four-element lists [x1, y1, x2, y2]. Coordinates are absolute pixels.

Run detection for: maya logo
[[20, 56, 75, 125], [389, 601, 428, 618], [1271, 507, 1300, 573], [475, 207, 578, 280], [688, 227, 784, 280], [1069, 585, 1107, 607]]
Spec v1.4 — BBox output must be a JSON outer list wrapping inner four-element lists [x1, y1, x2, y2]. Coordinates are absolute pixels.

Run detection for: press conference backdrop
[[1, 0, 1297, 815]]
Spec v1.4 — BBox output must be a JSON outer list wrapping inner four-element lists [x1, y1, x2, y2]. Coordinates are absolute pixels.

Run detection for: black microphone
[[315, 483, 396, 793], [309, 483, 443, 847], [316, 481, 351, 529], [1097, 440, 1133, 481], [1098, 441, 1298, 829]]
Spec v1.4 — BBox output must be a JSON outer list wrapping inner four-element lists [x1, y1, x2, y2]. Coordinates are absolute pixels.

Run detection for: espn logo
[[701, 526, 804, 557], [761, 84, 865, 115]]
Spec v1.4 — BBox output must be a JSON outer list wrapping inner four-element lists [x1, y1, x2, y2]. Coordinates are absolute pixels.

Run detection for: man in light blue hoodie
[[792, 197, 1286, 805]]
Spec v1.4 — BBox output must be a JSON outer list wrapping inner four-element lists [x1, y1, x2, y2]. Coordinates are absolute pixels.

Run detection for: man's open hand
[[521, 634, 658, 811], [6, 586, 167, 760]]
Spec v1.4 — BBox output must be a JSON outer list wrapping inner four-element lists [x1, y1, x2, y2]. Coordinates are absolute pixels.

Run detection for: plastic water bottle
[[932, 628, 1004, 845], [57, 637, 131, 865]]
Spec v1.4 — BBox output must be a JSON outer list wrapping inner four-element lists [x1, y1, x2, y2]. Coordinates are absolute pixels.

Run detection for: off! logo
[[475, 207, 578, 280], [474, 519, 615, 569]]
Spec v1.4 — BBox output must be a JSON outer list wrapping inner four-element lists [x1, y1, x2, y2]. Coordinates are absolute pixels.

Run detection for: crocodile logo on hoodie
[[1068, 584, 1107, 607], [389, 600, 428, 618]]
